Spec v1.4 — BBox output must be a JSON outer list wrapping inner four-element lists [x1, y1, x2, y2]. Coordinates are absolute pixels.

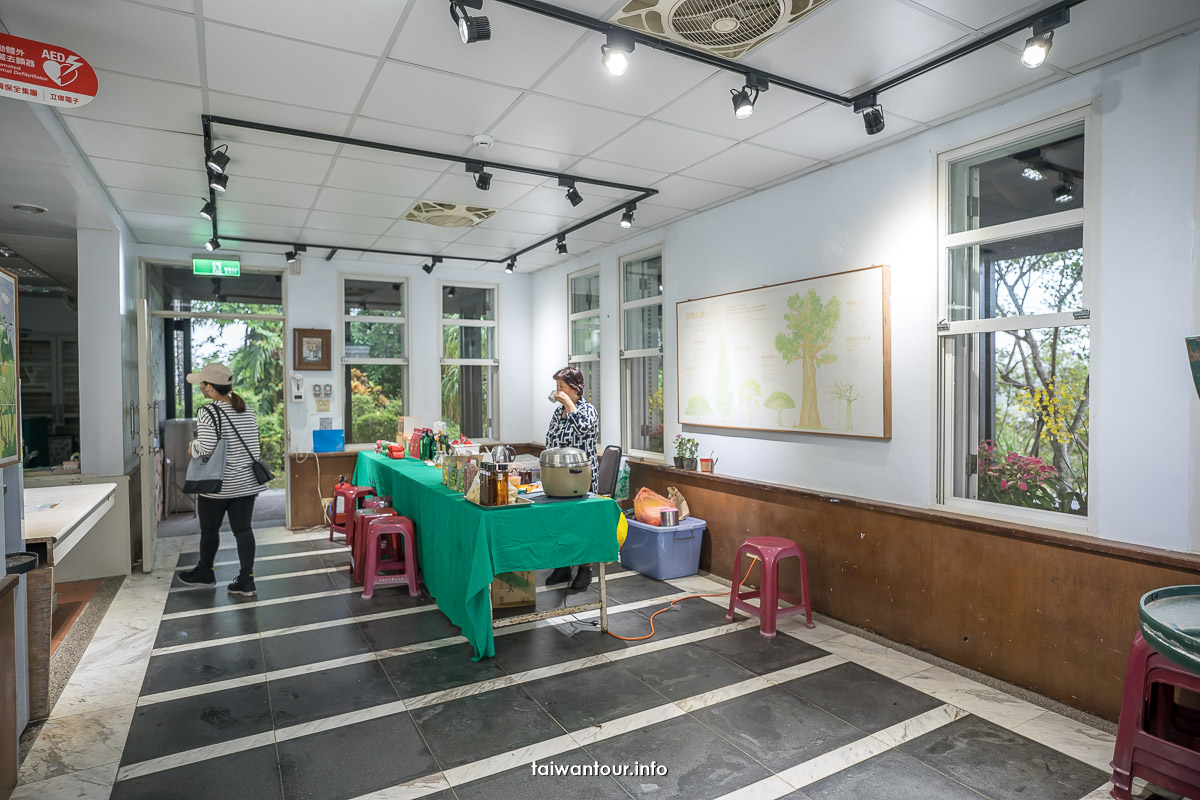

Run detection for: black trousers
[[197, 494, 257, 575]]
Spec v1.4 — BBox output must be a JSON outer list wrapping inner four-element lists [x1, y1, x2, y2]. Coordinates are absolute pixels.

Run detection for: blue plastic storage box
[[619, 515, 706, 581], [312, 429, 345, 453]]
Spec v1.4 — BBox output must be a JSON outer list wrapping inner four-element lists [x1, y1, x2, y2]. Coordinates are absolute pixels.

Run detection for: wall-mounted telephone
[[291, 374, 304, 402]]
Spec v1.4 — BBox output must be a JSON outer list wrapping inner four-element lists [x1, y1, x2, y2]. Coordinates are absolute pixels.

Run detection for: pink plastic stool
[[329, 485, 377, 542], [361, 515, 420, 599], [350, 507, 396, 583], [1110, 631, 1200, 800], [726, 536, 813, 637]]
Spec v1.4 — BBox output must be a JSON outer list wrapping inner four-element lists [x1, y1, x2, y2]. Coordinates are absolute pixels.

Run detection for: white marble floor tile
[[18, 705, 135, 784], [75, 627, 159, 673], [168, 565, 339, 592], [50, 660, 147, 719], [1012, 710, 1117, 773], [777, 734, 892, 789], [443, 735, 579, 786], [762, 653, 845, 684], [175, 547, 347, 571], [817, 634, 933, 680], [159, 586, 358, 619], [349, 771, 452, 799], [900, 666, 1047, 729], [404, 676, 518, 711], [274, 699, 408, 742], [776, 617, 844, 644], [514, 653, 611, 684], [711, 774, 798, 800], [137, 672, 269, 706], [675, 676, 773, 713], [375, 635, 469, 659], [683, 618, 761, 643], [9, 760, 117, 800], [116, 730, 277, 781], [871, 703, 969, 748], [569, 704, 686, 747]]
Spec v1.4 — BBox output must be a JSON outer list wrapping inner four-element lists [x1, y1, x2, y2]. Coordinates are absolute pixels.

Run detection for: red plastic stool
[[1110, 630, 1200, 800], [726, 536, 813, 637], [361, 515, 420, 599], [350, 507, 396, 583], [330, 485, 377, 542]]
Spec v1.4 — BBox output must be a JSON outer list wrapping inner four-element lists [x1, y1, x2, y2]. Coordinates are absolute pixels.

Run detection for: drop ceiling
[[0, 0, 1197, 273]]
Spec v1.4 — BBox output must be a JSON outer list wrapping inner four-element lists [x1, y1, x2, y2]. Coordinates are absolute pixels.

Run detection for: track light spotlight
[[1021, 8, 1068, 68], [208, 171, 228, 192], [1021, 167, 1046, 181], [450, 0, 490, 44], [199, 200, 215, 220], [854, 93, 885, 136], [1053, 180, 1075, 204], [466, 162, 492, 191], [285, 250, 297, 263], [555, 235, 568, 255], [601, 29, 635, 77], [731, 73, 768, 120], [422, 256, 444, 275], [559, 177, 583, 207], [505, 258, 516, 274], [620, 204, 636, 229], [206, 145, 230, 175], [205, 237, 221, 252]]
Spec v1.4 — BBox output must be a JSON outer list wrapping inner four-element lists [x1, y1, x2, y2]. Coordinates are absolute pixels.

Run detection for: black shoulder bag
[[215, 406, 275, 485]]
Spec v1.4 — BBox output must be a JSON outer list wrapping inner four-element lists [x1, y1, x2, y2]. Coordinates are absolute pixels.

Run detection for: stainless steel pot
[[539, 447, 591, 497]]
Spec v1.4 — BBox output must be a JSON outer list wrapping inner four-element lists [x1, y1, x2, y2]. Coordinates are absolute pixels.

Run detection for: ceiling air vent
[[610, 0, 831, 60], [404, 201, 497, 228]]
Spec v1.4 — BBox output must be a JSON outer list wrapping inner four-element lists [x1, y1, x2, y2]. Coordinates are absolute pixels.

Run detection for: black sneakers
[[178, 566, 216, 587], [228, 574, 257, 597], [546, 567, 573, 586], [569, 566, 592, 591]]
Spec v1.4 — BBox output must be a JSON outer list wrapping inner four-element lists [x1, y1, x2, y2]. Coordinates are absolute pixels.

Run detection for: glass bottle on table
[[495, 465, 509, 506]]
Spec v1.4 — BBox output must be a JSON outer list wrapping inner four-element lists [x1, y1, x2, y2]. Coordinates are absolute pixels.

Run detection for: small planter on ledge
[[682, 458, 698, 470]]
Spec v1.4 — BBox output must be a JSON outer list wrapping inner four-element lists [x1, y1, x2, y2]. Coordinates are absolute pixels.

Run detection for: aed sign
[[0, 32, 97, 108], [192, 257, 241, 277]]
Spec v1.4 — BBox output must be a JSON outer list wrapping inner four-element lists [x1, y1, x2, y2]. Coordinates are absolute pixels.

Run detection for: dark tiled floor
[[107, 537, 1111, 800]]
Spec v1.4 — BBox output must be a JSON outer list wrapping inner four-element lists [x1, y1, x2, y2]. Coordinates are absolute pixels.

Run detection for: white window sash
[[340, 357, 410, 366], [620, 295, 663, 312], [937, 312, 1089, 336]]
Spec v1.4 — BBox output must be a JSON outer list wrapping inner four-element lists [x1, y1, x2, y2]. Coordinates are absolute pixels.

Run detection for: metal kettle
[[490, 444, 516, 465]]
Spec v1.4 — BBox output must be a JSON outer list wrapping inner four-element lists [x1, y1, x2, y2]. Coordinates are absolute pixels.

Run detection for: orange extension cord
[[607, 555, 761, 641]]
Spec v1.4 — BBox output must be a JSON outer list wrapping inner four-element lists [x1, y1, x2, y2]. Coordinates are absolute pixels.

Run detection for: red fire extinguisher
[[333, 475, 350, 526]]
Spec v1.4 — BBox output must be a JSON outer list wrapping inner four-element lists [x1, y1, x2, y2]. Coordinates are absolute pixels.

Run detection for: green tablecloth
[[353, 452, 620, 659]]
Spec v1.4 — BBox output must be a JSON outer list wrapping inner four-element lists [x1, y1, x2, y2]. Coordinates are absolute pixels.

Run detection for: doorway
[[142, 262, 288, 539]]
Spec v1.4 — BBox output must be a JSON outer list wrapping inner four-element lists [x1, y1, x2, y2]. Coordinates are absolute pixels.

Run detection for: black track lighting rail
[[201, 114, 659, 269]]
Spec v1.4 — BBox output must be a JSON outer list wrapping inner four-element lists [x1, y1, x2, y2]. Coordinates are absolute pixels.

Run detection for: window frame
[[567, 265, 602, 415], [439, 279, 500, 443], [619, 245, 665, 461], [338, 274, 409, 449], [934, 107, 1097, 533]]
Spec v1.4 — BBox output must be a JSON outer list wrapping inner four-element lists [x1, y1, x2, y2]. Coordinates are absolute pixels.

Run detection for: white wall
[[533, 32, 1200, 552], [18, 295, 77, 334]]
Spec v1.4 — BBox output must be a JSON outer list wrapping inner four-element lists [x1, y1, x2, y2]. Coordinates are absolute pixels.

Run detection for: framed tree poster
[[0, 267, 19, 466], [676, 265, 890, 439]]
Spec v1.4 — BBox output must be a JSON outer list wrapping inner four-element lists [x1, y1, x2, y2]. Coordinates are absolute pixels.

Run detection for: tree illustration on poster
[[0, 268, 19, 466], [677, 265, 890, 439]]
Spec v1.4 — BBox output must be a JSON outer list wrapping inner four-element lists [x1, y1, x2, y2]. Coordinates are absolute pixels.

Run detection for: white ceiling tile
[[134, 230, 208, 248], [1, 0, 201, 85], [383, 220, 465, 242], [89, 158, 208, 197], [590, 120, 735, 173], [220, 220, 302, 241], [682, 143, 818, 188], [350, 118, 475, 165], [60, 71, 201, 132], [652, 72, 823, 141], [453, 227, 542, 250], [315, 188, 417, 218], [208, 94, 352, 144], [215, 200, 309, 228], [108, 187, 203, 218], [647, 175, 745, 210], [436, 242, 511, 261], [476, 209, 576, 236], [204, 22, 377, 113], [625, 202, 689, 228], [535, 38, 716, 116], [220, 175, 319, 208], [489, 94, 639, 156], [124, 210, 209, 235], [202, 141, 333, 184], [361, 62, 523, 137], [570, 158, 668, 187], [506, 185, 636, 220], [880, 44, 1049, 124], [325, 158, 442, 198], [305, 210, 395, 236], [300, 231, 381, 249], [64, 118, 202, 169], [201, 0, 408, 56], [907, 0, 1043, 30], [374, 235, 461, 254], [355, 250, 425, 266], [515, 249, 569, 267], [743, 0, 968, 94], [468, 142, 578, 185], [749, 101, 920, 160], [389, 0, 584, 89], [422, 173, 535, 209]]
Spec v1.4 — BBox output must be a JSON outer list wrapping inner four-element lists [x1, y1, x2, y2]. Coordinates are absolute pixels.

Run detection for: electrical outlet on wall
[[316, 399, 330, 412]]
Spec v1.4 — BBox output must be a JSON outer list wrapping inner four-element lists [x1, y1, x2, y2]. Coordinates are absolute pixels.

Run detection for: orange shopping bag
[[633, 487, 674, 526]]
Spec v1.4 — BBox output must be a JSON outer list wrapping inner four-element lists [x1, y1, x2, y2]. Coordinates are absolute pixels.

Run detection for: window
[[568, 267, 601, 416], [441, 283, 497, 441], [341, 278, 407, 445], [937, 115, 1091, 525], [620, 249, 664, 456]]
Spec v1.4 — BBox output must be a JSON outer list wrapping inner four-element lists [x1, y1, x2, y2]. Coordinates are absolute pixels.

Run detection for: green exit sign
[[193, 257, 241, 277]]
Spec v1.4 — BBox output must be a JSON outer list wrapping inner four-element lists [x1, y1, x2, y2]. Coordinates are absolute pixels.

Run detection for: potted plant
[[673, 435, 699, 470]]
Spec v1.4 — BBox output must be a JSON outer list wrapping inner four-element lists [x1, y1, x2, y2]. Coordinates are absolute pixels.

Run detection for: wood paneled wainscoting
[[629, 462, 1200, 722]]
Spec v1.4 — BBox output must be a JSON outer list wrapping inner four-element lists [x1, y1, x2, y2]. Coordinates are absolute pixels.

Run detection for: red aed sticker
[[0, 32, 97, 108]]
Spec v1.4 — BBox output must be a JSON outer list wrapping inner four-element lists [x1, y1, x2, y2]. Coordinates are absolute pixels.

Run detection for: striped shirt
[[191, 401, 264, 498]]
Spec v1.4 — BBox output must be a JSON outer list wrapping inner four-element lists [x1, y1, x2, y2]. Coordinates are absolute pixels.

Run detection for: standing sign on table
[[0, 32, 97, 108]]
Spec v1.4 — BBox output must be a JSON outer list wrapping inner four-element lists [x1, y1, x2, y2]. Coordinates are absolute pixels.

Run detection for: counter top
[[22, 483, 117, 563]]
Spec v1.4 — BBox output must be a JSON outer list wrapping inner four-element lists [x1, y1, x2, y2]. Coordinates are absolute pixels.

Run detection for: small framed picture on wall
[[293, 328, 331, 371]]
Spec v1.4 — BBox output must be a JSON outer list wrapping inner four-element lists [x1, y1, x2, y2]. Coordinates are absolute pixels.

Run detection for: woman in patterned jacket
[[544, 365, 599, 591]]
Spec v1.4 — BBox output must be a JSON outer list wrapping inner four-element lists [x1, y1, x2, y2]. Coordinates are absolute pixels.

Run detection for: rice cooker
[[539, 447, 592, 497]]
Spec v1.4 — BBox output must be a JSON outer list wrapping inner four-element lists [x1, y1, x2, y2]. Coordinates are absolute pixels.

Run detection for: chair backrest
[[596, 445, 622, 496]]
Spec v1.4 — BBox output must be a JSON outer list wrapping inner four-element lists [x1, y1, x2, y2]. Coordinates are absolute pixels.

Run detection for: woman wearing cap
[[178, 363, 264, 596], [544, 365, 599, 591]]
